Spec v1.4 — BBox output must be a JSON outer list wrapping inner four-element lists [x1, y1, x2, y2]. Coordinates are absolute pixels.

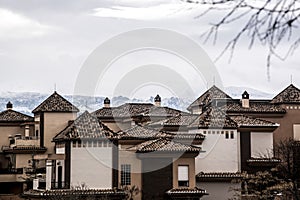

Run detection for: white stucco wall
[[250, 132, 273, 158], [193, 129, 239, 173], [71, 143, 113, 189]]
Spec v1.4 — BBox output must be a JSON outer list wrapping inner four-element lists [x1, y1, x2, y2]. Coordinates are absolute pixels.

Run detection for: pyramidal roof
[[32, 91, 79, 113], [188, 106, 237, 129], [271, 84, 300, 104], [187, 85, 232, 110], [53, 111, 114, 141], [0, 109, 33, 122]]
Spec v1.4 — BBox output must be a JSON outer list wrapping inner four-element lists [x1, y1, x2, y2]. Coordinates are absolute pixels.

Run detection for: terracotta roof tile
[[118, 125, 171, 140], [188, 107, 237, 128], [225, 100, 286, 113], [188, 85, 232, 110], [93, 103, 183, 118], [271, 84, 300, 104], [0, 109, 33, 122], [129, 138, 201, 153], [53, 111, 114, 141], [32, 91, 79, 113], [149, 114, 198, 126], [230, 115, 278, 127]]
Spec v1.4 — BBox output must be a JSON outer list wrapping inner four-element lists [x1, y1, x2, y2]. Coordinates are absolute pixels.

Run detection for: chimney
[[241, 91, 249, 108], [6, 101, 13, 110], [104, 97, 110, 108], [154, 94, 161, 107]]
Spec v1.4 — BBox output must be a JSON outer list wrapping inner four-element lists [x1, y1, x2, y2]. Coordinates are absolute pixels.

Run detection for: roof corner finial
[[213, 76, 215, 86], [54, 83, 57, 92], [290, 74, 293, 85]]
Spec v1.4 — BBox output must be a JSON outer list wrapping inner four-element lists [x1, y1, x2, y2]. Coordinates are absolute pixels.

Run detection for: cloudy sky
[[0, 0, 299, 99]]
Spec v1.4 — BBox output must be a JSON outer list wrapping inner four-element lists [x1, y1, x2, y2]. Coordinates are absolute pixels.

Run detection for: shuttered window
[[178, 165, 189, 187]]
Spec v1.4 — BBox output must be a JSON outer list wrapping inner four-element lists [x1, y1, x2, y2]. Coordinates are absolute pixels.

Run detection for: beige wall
[[43, 112, 76, 155], [264, 105, 300, 145], [119, 147, 142, 200], [15, 154, 32, 169], [0, 125, 23, 151], [172, 157, 196, 188]]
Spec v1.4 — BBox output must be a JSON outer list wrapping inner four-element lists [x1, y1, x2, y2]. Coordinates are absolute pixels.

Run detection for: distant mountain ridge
[[0, 87, 274, 116]]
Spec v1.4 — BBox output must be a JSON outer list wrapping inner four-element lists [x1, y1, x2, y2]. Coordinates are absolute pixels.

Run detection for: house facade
[[1, 84, 300, 200]]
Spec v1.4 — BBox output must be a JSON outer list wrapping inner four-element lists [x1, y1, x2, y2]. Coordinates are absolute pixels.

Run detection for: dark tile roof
[[128, 138, 201, 153], [93, 103, 153, 118], [149, 114, 198, 126], [187, 85, 232, 110], [188, 107, 237, 129], [32, 91, 79, 113], [271, 84, 300, 104], [141, 106, 184, 117], [0, 109, 33, 122], [53, 111, 114, 141], [166, 187, 208, 197], [117, 125, 171, 140], [92, 107, 115, 117], [224, 100, 286, 114], [230, 115, 278, 127], [93, 103, 183, 118]]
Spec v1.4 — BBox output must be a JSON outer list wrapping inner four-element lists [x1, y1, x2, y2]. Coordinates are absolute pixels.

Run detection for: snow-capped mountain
[[0, 87, 274, 116], [224, 86, 274, 99]]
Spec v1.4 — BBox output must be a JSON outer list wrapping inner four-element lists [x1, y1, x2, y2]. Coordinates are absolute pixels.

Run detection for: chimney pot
[[241, 91, 249, 108], [154, 94, 161, 106], [104, 97, 110, 108], [6, 101, 13, 110]]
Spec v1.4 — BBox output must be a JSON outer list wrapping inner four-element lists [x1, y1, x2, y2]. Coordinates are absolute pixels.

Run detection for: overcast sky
[[0, 0, 299, 99]]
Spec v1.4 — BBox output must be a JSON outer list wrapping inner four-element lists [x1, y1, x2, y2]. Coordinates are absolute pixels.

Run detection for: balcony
[[0, 168, 23, 174], [2, 136, 46, 154]]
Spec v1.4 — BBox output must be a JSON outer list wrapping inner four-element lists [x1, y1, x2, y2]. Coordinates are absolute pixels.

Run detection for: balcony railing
[[0, 168, 23, 174]]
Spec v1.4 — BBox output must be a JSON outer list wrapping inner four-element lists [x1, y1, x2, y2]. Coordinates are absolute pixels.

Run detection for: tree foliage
[[186, 0, 300, 79]]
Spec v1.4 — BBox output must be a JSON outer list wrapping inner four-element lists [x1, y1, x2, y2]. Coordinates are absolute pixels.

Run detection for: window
[[121, 164, 131, 186], [294, 125, 300, 141], [225, 132, 229, 139], [178, 166, 189, 187], [230, 131, 234, 139]]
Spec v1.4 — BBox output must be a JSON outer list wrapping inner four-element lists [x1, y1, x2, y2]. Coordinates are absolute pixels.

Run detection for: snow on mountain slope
[[0, 86, 274, 116]]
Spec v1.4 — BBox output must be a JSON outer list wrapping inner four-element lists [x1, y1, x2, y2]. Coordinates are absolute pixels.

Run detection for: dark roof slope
[[225, 100, 286, 114], [271, 84, 300, 104], [149, 114, 198, 127], [230, 115, 278, 127], [53, 111, 114, 141], [187, 85, 232, 110], [93, 103, 184, 118], [117, 125, 171, 140], [129, 138, 201, 153], [189, 107, 237, 129], [0, 109, 33, 122], [32, 91, 79, 113]]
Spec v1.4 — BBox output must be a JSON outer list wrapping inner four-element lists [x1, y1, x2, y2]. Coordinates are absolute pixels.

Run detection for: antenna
[[290, 75, 293, 84], [54, 83, 56, 91], [213, 76, 215, 85]]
